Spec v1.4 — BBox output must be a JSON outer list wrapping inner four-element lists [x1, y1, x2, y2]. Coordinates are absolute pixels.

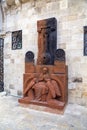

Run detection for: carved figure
[[24, 68, 61, 102], [37, 17, 57, 65]]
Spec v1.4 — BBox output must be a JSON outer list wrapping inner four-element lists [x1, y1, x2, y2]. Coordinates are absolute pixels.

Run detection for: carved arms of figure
[[23, 78, 37, 95], [46, 79, 61, 98]]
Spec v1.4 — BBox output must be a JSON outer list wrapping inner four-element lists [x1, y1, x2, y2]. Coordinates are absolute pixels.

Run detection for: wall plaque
[[84, 26, 87, 56], [12, 30, 22, 50]]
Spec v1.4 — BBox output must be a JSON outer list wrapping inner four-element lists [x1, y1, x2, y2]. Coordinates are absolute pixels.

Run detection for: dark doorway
[[0, 38, 4, 92]]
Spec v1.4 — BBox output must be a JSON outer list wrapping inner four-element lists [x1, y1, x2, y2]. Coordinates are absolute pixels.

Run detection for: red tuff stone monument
[[18, 17, 68, 111]]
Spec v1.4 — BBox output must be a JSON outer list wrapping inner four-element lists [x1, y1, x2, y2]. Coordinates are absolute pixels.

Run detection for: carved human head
[[42, 67, 48, 74]]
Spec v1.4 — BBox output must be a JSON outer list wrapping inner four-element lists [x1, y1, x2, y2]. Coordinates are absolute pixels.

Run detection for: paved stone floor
[[0, 93, 87, 130]]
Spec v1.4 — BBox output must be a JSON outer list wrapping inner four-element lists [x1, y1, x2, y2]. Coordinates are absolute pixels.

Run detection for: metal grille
[[0, 38, 4, 92], [84, 26, 87, 56], [12, 30, 22, 50]]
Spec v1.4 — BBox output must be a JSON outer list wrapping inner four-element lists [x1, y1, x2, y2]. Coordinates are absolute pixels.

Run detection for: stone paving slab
[[0, 95, 87, 130]]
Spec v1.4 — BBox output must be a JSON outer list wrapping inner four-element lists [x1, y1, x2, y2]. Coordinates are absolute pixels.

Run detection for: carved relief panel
[[37, 18, 57, 65], [18, 18, 68, 112]]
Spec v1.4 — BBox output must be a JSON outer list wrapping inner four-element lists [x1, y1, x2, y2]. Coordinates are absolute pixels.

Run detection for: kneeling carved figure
[[19, 67, 65, 109], [25, 68, 61, 100]]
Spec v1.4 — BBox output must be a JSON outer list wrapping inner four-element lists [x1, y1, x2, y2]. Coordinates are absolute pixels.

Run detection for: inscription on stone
[[12, 30, 22, 50]]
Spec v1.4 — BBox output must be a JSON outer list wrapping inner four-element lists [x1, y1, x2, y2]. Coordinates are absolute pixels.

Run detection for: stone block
[[72, 57, 81, 62], [10, 89, 17, 96], [83, 76, 87, 83], [59, 43, 66, 49], [15, 0, 21, 7], [4, 59, 10, 64], [75, 83, 83, 91], [11, 59, 15, 64], [4, 54, 11, 59], [6, 0, 15, 6], [68, 83, 76, 90], [75, 97, 83, 105], [68, 96, 76, 104], [14, 59, 21, 64], [35, 0, 46, 7], [82, 92, 87, 98], [9, 84, 14, 89], [68, 15, 78, 21], [21, 0, 29, 3], [82, 84, 87, 91], [80, 64, 87, 77], [59, 0, 68, 10], [80, 97, 87, 106], [75, 91, 82, 98], [17, 90, 23, 96], [46, 2, 60, 12], [46, 0, 51, 3]]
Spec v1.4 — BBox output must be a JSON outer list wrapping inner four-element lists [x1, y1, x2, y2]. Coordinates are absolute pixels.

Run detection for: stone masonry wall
[[0, 4, 3, 32], [0, 0, 87, 107]]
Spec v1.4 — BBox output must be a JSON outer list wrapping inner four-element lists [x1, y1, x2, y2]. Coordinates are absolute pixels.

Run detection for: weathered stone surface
[[6, 0, 15, 6], [17, 90, 22, 96], [15, 0, 21, 6], [0, 0, 87, 108], [72, 77, 83, 83], [21, 0, 30, 3], [82, 92, 87, 98], [0, 96, 87, 130], [60, 0, 68, 9]]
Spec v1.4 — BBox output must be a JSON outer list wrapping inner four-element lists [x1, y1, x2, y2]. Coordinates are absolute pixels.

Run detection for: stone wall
[[0, 4, 2, 32], [0, 0, 87, 107], [67, 0, 87, 107]]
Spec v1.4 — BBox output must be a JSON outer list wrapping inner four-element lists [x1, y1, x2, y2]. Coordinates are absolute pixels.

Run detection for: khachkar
[[18, 17, 68, 111]]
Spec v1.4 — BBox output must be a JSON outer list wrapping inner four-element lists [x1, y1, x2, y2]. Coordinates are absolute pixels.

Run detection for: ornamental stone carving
[[18, 18, 68, 112]]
